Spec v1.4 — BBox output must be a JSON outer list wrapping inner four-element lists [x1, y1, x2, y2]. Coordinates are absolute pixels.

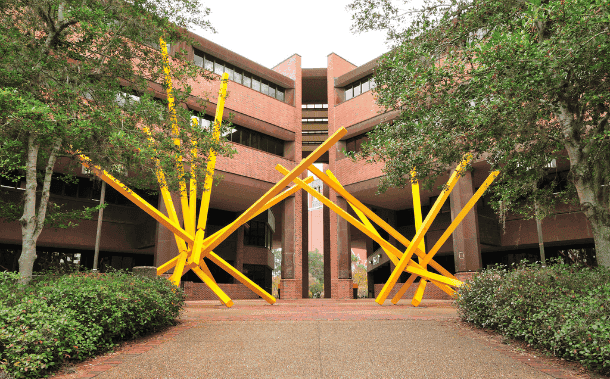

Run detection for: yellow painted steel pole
[[194, 127, 347, 263], [157, 179, 313, 275], [419, 171, 500, 268], [189, 72, 229, 265], [160, 37, 195, 244], [375, 156, 472, 305], [310, 165, 456, 280], [307, 165, 448, 277], [410, 172, 428, 306], [276, 165, 460, 287], [79, 157, 194, 244], [324, 170, 456, 301]]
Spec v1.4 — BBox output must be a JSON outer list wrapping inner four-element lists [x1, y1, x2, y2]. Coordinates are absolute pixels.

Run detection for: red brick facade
[[1, 28, 596, 303]]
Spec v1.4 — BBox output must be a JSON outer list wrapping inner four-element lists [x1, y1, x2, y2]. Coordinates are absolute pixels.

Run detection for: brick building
[[0, 30, 595, 300]]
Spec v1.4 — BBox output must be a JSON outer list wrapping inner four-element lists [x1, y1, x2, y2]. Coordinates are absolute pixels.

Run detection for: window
[[345, 87, 353, 101], [192, 48, 288, 102], [252, 77, 261, 92], [301, 104, 328, 109], [244, 220, 273, 249], [234, 70, 242, 84], [345, 133, 370, 153], [343, 75, 375, 101], [213, 61, 224, 76]]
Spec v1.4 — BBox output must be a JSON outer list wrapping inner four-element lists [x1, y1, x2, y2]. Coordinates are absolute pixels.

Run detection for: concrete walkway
[[51, 299, 599, 379]]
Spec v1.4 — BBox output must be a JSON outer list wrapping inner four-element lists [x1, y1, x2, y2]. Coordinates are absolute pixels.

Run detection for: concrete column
[[154, 191, 182, 270], [450, 170, 482, 273], [234, 225, 245, 283]]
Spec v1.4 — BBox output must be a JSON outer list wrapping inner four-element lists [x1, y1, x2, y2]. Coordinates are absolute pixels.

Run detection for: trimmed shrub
[[455, 262, 610, 376], [0, 271, 185, 378]]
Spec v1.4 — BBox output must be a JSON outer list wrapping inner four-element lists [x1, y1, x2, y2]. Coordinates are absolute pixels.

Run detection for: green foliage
[[309, 250, 325, 298], [0, 271, 185, 378], [348, 0, 610, 265], [455, 262, 610, 375]]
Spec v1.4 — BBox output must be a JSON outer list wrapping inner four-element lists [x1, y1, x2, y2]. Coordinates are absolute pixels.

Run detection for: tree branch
[[34, 137, 62, 239]]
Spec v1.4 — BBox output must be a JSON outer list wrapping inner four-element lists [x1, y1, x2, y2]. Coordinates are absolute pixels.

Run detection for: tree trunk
[[559, 105, 610, 267], [590, 219, 610, 267], [18, 135, 62, 284], [18, 134, 40, 284]]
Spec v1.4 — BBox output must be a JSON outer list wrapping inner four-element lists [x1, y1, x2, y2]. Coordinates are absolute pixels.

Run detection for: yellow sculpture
[[78, 37, 499, 307]]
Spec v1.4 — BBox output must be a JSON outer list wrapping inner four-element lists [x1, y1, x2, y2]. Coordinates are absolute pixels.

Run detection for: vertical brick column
[[327, 53, 357, 299], [274, 54, 304, 299], [450, 170, 482, 274], [281, 196, 300, 298], [234, 225, 245, 283], [301, 187, 309, 298], [322, 181, 332, 298], [331, 195, 353, 298], [154, 191, 182, 271]]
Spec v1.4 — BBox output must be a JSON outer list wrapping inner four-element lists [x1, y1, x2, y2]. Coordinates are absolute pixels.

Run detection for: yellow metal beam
[[308, 165, 455, 280], [206, 251, 276, 304], [323, 169, 455, 303], [376, 156, 472, 305], [79, 158, 194, 244], [195, 127, 347, 262], [190, 72, 229, 265], [157, 179, 313, 275], [410, 171, 428, 307], [192, 266, 233, 307]]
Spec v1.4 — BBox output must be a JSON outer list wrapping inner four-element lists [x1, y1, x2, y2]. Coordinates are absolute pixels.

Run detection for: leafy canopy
[[348, 0, 610, 218]]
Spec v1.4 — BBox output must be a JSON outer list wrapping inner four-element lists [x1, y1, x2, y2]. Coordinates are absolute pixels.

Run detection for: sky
[[190, 0, 392, 69]]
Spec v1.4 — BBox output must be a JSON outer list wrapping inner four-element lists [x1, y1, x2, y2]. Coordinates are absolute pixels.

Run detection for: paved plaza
[[51, 300, 601, 379]]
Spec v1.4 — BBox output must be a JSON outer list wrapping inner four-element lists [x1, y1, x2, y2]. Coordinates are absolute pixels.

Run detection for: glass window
[[277, 89, 284, 102], [361, 79, 370, 93], [323, 104, 328, 108], [301, 104, 307, 108], [204, 56, 214, 72], [252, 77, 261, 92], [214, 61, 224, 76], [251, 133, 260, 150], [261, 81, 269, 96], [227, 126, 240, 142], [370, 78, 376, 88], [234, 70, 242, 84], [315, 104, 323, 109], [268, 85, 275, 99], [224, 66, 234, 81], [259, 135, 268, 152], [241, 128, 251, 146], [242, 74, 251, 88], [345, 87, 353, 100], [194, 54, 203, 67], [353, 82, 361, 97]]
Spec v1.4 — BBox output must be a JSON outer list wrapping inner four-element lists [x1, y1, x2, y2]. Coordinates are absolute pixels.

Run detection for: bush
[[0, 271, 185, 378], [455, 262, 610, 376]]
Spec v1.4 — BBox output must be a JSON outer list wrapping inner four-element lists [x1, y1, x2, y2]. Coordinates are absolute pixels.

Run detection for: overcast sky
[[191, 0, 392, 69]]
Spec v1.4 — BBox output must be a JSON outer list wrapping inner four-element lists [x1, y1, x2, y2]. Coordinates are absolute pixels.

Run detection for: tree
[[348, 0, 610, 266], [0, 0, 234, 283], [308, 249, 324, 297]]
